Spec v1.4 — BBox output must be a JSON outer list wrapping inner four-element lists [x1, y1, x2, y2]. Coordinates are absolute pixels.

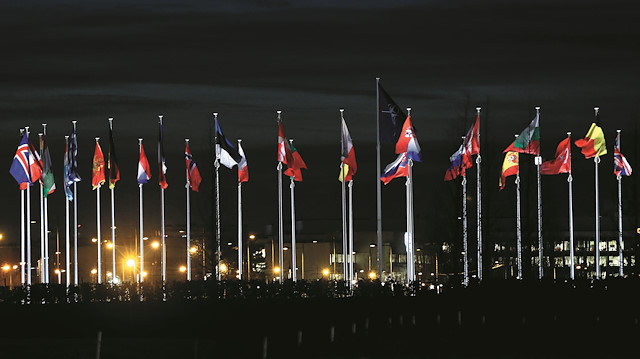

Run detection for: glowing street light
[[190, 246, 197, 254], [219, 262, 228, 273], [322, 268, 330, 277], [179, 266, 187, 273], [151, 241, 160, 249]]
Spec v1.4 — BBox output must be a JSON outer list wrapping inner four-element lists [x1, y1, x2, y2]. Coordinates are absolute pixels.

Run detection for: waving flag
[[504, 113, 540, 155], [10, 133, 33, 189], [284, 142, 307, 181], [541, 137, 571, 175], [277, 119, 294, 165], [378, 81, 407, 143], [238, 141, 249, 183], [465, 114, 480, 156], [138, 141, 152, 184], [108, 122, 120, 189], [69, 126, 81, 183], [216, 120, 241, 169], [40, 134, 56, 196], [158, 120, 168, 189], [27, 139, 43, 186], [381, 152, 410, 185], [92, 141, 106, 190], [395, 115, 422, 162], [575, 115, 607, 159], [499, 151, 519, 190], [185, 142, 202, 192], [339, 117, 357, 182], [63, 137, 73, 200], [444, 144, 472, 181], [614, 132, 632, 177]]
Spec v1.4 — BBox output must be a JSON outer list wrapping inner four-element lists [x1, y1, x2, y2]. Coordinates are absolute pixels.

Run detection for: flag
[[339, 117, 357, 182], [158, 121, 168, 189], [465, 114, 480, 156], [277, 119, 294, 165], [504, 113, 540, 155], [237, 141, 249, 183], [575, 122, 607, 159], [40, 134, 56, 196], [499, 151, 519, 190], [92, 141, 106, 190], [380, 152, 410, 185], [27, 139, 43, 188], [185, 142, 202, 191], [108, 123, 120, 189], [9, 133, 33, 189], [378, 81, 407, 143], [395, 115, 422, 162], [216, 120, 242, 169], [69, 126, 81, 182], [63, 137, 73, 201], [541, 137, 571, 175], [284, 143, 307, 181], [138, 142, 152, 184], [614, 132, 632, 177], [444, 144, 472, 181]]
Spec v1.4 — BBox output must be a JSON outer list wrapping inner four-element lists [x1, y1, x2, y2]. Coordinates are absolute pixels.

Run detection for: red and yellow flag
[[499, 151, 519, 190], [92, 141, 105, 190], [575, 122, 607, 159]]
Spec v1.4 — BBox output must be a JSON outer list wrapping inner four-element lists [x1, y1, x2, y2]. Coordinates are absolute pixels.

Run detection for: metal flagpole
[[348, 180, 354, 289], [616, 129, 623, 277], [159, 115, 166, 294], [476, 107, 483, 282], [109, 118, 116, 283], [341, 163, 347, 282], [42, 125, 51, 283], [594, 107, 601, 279], [39, 133, 45, 283], [72, 121, 78, 287], [25, 126, 32, 286], [375, 77, 383, 278], [289, 139, 297, 282], [138, 139, 145, 285], [406, 159, 414, 284], [96, 138, 102, 284], [237, 139, 243, 280], [535, 107, 544, 280], [276, 111, 284, 284], [567, 132, 575, 280], [64, 136, 70, 289], [186, 139, 192, 281], [515, 135, 523, 280], [21, 188, 25, 285], [462, 162, 469, 286], [214, 113, 222, 281]]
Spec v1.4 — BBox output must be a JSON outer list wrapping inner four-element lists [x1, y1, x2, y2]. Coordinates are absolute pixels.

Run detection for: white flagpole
[[616, 129, 623, 277], [476, 107, 483, 282], [276, 111, 284, 284], [186, 139, 192, 281], [348, 180, 354, 289], [406, 107, 415, 284], [214, 113, 222, 281], [375, 78, 383, 278], [21, 188, 25, 285], [567, 132, 575, 280], [159, 115, 166, 287], [43, 131, 50, 283], [39, 133, 45, 284], [593, 107, 601, 279], [96, 137, 102, 284], [516, 174, 522, 280], [237, 139, 243, 280], [64, 136, 71, 289], [289, 139, 297, 282], [25, 126, 32, 286], [109, 118, 116, 283], [535, 107, 544, 280], [138, 139, 145, 285], [72, 121, 79, 287], [340, 109, 348, 283], [462, 154, 469, 287]]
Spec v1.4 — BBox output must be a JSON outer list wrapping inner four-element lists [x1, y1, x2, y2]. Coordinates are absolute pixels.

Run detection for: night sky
[[1, 0, 639, 269]]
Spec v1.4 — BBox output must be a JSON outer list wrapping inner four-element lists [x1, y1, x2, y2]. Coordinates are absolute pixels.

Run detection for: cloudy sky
[[1, 0, 639, 267]]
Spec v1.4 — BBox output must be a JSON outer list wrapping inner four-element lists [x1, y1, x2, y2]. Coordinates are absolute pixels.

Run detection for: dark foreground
[[0, 279, 639, 358]]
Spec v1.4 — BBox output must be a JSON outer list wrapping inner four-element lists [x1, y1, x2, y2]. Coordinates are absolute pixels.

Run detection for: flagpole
[[593, 107, 601, 279], [186, 139, 192, 281], [340, 108, 348, 284], [72, 121, 78, 287], [567, 132, 575, 280], [515, 135, 523, 280], [159, 115, 166, 291], [237, 139, 243, 280], [475, 107, 482, 282], [289, 139, 298, 282], [43, 125, 50, 284], [348, 180, 354, 289], [276, 111, 284, 284], [534, 107, 544, 280], [214, 113, 222, 281], [616, 129, 623, 277], [39, 133, 45, 284], [64, 136, 71, 290], [25, 126, 32, 287], [21, 187, 26, 286], [375, 78, 383, 279], [138, 139, 145, 286], [95, 138, 102, 284], [406, 107, 414, 285], [461, 137, 469, 287], [109, 118, 116, 284]]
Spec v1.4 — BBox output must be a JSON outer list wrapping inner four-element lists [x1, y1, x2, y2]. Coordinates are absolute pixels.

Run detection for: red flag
[[92, 141, 106, 189], [185, 142, 202, 192], [238, 141, 249, 183], [541, 137, 571, 175]]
